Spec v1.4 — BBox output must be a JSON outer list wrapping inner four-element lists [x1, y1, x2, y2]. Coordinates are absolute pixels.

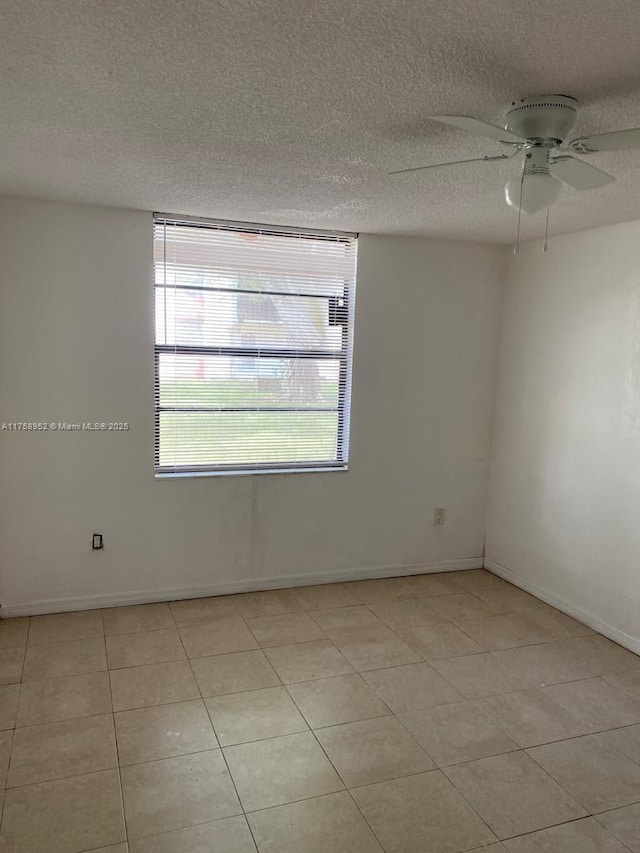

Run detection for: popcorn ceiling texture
[[0, 0, 639, 242]]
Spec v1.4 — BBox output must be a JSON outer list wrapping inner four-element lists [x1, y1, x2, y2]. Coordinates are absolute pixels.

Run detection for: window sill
[[155, 465, 348, 479]]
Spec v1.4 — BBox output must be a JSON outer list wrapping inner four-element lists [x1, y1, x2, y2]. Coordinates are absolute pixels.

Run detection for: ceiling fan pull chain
[[543, 208, 550, 252], [513, 168, 525, 254]]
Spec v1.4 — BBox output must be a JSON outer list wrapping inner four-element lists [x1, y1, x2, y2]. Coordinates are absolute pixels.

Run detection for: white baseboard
[[1, 556, 483, 617], [485, 558, 640, 656]]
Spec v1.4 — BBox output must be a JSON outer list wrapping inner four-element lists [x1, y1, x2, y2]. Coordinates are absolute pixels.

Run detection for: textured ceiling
[[1, 0, 640, 243]]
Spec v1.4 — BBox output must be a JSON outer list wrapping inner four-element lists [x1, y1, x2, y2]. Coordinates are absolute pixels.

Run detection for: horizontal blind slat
[[154, 216, 356, 474]]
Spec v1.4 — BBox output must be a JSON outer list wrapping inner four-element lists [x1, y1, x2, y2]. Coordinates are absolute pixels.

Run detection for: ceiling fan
[[390, 95, 640, 215]]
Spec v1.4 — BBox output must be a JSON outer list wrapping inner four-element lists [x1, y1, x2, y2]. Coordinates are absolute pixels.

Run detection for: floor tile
[[191, 649, 280, 697], [16, 671, 111, 726], [311, 605, 385, 634], [121, 749, 241, 839], [224, 731, 343, 811], [168, 595, 239, 626], [343, 577, 408, 603], [115, 699, 218, 765], [29, 610, 103, 645], [451, 569, 510, 591], [178, 616, 259, 658], [246, 612, 325, 647], [396, 622, 485, 659], [315, 715, 434, 786], [330, 625, 422, 672], [0, 617, 29, 650], [457, 613, 552, 651], [526, 607, 594, 641], [368, 599, 441, 632], [1, 768, 125, 853], [0, 647, 25, 684], [22, 638, 105, 681], [106, 628, 185, 669], [205, 686, 308, 745], [528, 733, 640, 812], [110, 661, 199, 711], [543, 676, 640, 732], [597, 803, 640, 853], [362, 662, 462, 713], [398, 573, 460, 598], [492, 641, 591, 687], [471, 585, 548, 614], [563, 635, 640, 677], [431, 653, 526, 699], [0, 683, 20, 730], [504, 817, 627, 852], [425, 593, 499, 625], [603, 722, 640, 763], [248, 791, 383, 853], [399, 700, 518, 766], [129, 815, 257, 853], [352, 769, 497, 853], [475, 688, 587, 747], [265, 640, 353, 683], [287, 673, 390, 728], [291, 583, 359, 610], [605, 668, 640, 699], [5, 573, 637, 853], [8, 713, 117, 787], [0, 729, 12, 787], [444, 751, 587, 839], [234, 588, 304, 619], [103, 603, 173, 635]]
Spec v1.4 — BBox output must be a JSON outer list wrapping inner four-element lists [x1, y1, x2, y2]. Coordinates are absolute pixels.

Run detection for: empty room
[[2, 1, 640, 851]]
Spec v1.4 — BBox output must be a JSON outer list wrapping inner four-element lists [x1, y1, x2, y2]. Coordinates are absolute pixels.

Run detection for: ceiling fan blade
[[550, 156, 615, 190], [389, 153, 510, 176], [430, 115, 527, 144], [569, 128, 640, 152]]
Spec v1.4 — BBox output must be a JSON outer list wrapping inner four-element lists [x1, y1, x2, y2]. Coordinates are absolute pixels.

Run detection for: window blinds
[[154, 216, 357, 475]]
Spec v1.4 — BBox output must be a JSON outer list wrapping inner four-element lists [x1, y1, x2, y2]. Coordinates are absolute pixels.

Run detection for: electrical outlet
[[92, 533, 104, 550], [433, 507, 447, 526]]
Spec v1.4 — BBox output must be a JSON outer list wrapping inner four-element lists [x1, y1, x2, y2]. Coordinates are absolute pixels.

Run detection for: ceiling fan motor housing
[[505, 95, 578, 142]]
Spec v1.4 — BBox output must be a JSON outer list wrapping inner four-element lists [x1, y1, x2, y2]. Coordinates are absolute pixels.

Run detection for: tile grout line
[[16, 613, 32, 683], [305, 725, 392, 852], [523, 728, 640, 817], [8, 674, 640, 785], [593, 805, 640, 853], [271, 627, 404, 852], [4, 575, 640, 850], [499, 812, 636, 849], [234, 587, 397, 848], [438, 744, 600, 843], [305, 604, 509, 848], [0, 728, 14, 836], [518, 742, 602, 819], [168, 598, 263, 853], [273, 579, 640, 846], [103, 609, 129, 851], [0, 615, 32, 839]]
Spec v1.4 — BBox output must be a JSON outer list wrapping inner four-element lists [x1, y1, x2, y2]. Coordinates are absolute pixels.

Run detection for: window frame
[[153, 215, 357, 477]]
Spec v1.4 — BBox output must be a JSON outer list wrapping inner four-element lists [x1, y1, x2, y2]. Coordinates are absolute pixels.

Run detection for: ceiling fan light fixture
[[504, 171, 562, 215], [391, 95, 639, 220]]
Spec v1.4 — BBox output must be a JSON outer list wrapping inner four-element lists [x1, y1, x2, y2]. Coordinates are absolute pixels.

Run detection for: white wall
[[486, 221, 640, 650], [0, 197, 506, 614]]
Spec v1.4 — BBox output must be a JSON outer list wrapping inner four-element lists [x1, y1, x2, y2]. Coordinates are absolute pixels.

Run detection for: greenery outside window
[[154, 215, 357, 475]]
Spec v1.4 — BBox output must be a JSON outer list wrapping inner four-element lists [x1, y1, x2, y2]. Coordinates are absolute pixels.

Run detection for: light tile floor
[[1, 569, 640, 851]]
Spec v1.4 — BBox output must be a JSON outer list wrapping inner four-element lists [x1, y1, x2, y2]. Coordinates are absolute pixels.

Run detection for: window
[[154, 216, 357, 475]]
